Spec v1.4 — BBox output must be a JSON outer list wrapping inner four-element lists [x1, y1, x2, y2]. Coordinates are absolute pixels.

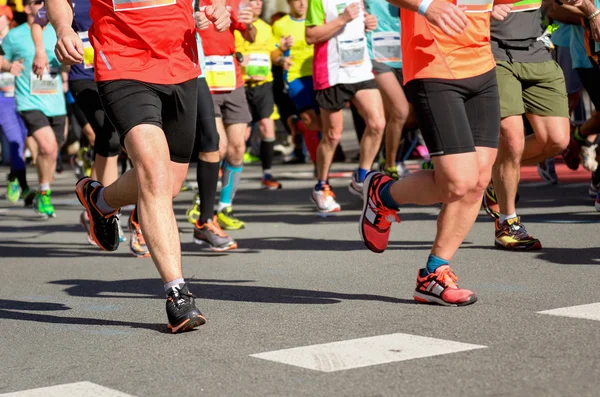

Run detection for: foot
[[186, 194, 201, 224], [482, 183, 500, 219], [311, 184, 341, 214], [495, 217, 542, 251], [414, 265, 477, 306], [537, 158, 558, 184], [23, 188, 35, 207], [75, 177, 120, 251], [358, 172, 400, 253], [6, 178, 20, 203], [217, 206, 246, 230], [34, 190, 56, 219], [261, 175, 282, 190], [128, 207, 150, 258], [79, 210, 97, 246], [348, 170, 364, 198], [194, 217, 238, 251], [117, 213, 127, 243], [166, 284, 206, 334], [243, 152, 260, 164]]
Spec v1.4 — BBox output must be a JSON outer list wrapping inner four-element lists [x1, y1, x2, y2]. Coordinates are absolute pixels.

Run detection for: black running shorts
[[69, 79, 120, 157], [97, 78, 197, 163], [195, 78, 220, 153], [314, 79, 378, 112], [245, 81, 275, 122], [19, 110, 67, 148], [404, 69, 500, 157]]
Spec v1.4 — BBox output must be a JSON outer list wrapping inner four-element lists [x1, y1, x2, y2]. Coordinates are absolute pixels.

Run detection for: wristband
[[418, 0, 434, 16], [589, 9, 600, 20]]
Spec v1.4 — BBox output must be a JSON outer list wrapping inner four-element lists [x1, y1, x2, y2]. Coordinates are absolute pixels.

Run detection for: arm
[[32, 23, 48, 79], [306, 3, 359, 45], [578, 0, 600, 41], [241, 23, 257, 43], [47, 0, 84, 65], [386, 0, 468, 36], [547, 3, 585, 23]]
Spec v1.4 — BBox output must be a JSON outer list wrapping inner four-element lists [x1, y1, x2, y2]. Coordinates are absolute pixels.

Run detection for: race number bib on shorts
[[371, 32, 401, 63], [456, 0, 493, 12], [338, 37, 366, 67], [0, 72, 15, 97], [245, 53, 270, 81], [30, 68, 60, 95], [78, 31, 94, 69], [112, 0, 175, 12], [205, 55, 236, 91]]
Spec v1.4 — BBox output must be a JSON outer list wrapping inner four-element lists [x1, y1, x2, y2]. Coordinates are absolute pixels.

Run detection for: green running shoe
[[6, 178, 20, 203], [34, 190, 56, 218]]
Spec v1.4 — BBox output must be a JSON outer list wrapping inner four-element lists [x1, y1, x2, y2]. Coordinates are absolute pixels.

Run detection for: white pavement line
[[537, 303, 600, 321], [0, 382, 136, 397], [250, 333, 487, 372]]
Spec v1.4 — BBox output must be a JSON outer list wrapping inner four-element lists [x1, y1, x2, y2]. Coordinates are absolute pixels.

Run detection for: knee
[[137, 164, 172, 197], [437, 176, 478, 203], [38, 139, 58, 157], [323, 128, 342, 146], [546, 132, 570, 155], [366, 117, 386, 137]]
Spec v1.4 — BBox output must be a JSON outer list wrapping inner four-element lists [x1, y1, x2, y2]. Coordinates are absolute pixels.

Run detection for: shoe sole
[[309, 195, 341, 215], [348, 183, 363, 198], [217, 222, 246, 230], [168, 315, 207, 334], [193, 238, 238, 252], [262, 184, 282, 190], [358, 172, 384, 253], [75, 177, 116, 252], [494, 239, 542, 251], [186, 211, 200, 224], [79, 211, 97, 246], [414, 291, 478, 307], [129, 246, 151, 258]]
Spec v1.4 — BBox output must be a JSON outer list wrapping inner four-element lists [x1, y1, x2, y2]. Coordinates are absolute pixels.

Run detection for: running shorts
[[211, 86, 252, 125], [372, 61, 404, 86], [245, 81, 275, 122], [19, 110, 67, 148], [97, 78, 197, 164], [314, 79, 378, 112], [496, 60, 569, 119], [287, 76, 317, 114], [195, 78, 220, 153], [405, 68, 500, 157]]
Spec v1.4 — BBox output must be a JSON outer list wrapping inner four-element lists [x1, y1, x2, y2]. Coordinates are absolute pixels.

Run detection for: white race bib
[[30, 68, 60, 95], [112, 0, 176, 12], [0, 72, 15, 97], [245, 53, 271, 81], [456, 0, 493, 12], [371, 32, 401, 63], [78, 31, 94, 69], [338, 37, 366, 67], [205, 55, 236, 91]]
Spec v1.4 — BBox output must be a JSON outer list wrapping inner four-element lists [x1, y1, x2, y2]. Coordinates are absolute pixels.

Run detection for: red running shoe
[[414, 265, 477, 306]]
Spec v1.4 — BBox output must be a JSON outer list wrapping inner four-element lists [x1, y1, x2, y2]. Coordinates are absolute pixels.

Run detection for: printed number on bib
[[205, 55, 236, 91], [112, 0, 175, 12], [456, 0, 493, 13], [246, 53, 270, 81], [339, 37, 366, 67], [78, 31, 94, 69], [0, 72, 15, 98], [371, 32, 401, 63], [30, 68, 60, 95]]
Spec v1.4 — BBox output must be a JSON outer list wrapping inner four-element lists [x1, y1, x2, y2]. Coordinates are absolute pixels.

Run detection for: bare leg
[[351, 89, 386, 171], [31, 127, 58, 185], [316, 109, 344, 181], [493, 116, 524, 216]]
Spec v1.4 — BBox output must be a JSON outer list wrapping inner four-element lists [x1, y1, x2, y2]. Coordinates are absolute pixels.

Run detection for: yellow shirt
[[272, 14, 314, 83], [234, 18, 275, 85]]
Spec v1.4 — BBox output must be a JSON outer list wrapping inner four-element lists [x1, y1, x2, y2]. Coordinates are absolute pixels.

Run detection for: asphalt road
[[1, 148, 599, 397]]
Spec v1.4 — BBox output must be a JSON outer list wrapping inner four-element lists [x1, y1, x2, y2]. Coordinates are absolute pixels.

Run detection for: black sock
[[197, 159, 220, 224], [14, 169, 29, 191], [260, 140, 275, 174]]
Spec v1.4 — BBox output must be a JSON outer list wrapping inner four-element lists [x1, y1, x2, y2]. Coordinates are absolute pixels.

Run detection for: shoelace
[[435, 267, 459, 289], [206, 221, 227, 237], [321, 185, 336, 199], [508, 221, 530, 239], [40, 193, 52, 208]]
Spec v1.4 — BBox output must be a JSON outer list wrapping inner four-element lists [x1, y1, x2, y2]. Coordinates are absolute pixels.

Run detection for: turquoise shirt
[[552, 23, 593, 69], [2, 24, 66, 117], [365, 0, 402, 69]]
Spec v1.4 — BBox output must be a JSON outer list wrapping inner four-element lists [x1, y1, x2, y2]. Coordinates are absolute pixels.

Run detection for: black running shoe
[[166, 284, 206, 333], [75, 177, 120, 251]]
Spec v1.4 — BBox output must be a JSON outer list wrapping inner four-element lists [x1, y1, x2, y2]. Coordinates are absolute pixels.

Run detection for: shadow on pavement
[[49, 278, 417, 305], [464, 246, 600, 265]]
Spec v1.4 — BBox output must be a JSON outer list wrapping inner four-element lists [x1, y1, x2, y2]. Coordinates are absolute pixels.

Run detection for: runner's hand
[[590, 14, 600, 42], [195, 10, 210, 30], [205, 4, 231, 32], [491, 4, 513, 20], [280, 35, 294, 51], [238, 7, 254, 24], [32, 50, 49, 79], [424, 1, 469, 36], [9, 59, 24, 77], [341, 3, 360, 23], [54, 27, 84, 65], [364, 12, 377, 32], [283, 57, 292, 70]]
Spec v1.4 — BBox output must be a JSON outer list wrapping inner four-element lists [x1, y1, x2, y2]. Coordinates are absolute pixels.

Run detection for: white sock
[[499, 212, 517, 224], [217, 201, 230, 213], [39, 183, 50, 192]]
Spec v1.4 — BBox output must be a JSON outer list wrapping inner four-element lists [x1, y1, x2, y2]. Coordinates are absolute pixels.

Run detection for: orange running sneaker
[[414, 265, 477, 306]]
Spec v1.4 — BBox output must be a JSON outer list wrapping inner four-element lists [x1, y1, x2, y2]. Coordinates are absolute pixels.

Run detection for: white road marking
[[0, 382, 136, 397], [538, 302, 600, 322], [251, 333, 487, 372]]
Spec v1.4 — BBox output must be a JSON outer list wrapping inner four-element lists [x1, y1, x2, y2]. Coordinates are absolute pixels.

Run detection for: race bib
[[78, 31, 94, 69], [371, 32, 401, 63], [338, 37, 365, 67], [30, 68, 60, 95], [205, 55, 236, 91], [112, 0, 176, 12], [0, 73, 15, 97], [456, 0, 493, 12], [245, 53, 270, 81]]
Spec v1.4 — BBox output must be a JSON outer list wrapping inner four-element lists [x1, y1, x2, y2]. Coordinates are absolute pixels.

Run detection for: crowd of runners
[[0, 0, 599, 332]]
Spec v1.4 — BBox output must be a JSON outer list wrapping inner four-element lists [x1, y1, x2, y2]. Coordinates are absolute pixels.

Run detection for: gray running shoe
[[193, 217, 237, 252]]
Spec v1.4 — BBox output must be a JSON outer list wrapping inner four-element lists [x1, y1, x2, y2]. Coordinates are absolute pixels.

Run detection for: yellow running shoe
[[186, 194, 201, 224], [217, 206, 246, 230]]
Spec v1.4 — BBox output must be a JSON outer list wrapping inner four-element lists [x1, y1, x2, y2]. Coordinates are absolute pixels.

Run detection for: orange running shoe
[[128, 207, 151, 258], [261, 175, 282, 190], [414, 265, 477, 306]]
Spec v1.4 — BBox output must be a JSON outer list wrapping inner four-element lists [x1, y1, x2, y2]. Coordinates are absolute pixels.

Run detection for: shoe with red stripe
[[166, 284, 206, 334], [414, 265, 477, 306], [75, 177, 120, 251], [359, 171, 400, 253]]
